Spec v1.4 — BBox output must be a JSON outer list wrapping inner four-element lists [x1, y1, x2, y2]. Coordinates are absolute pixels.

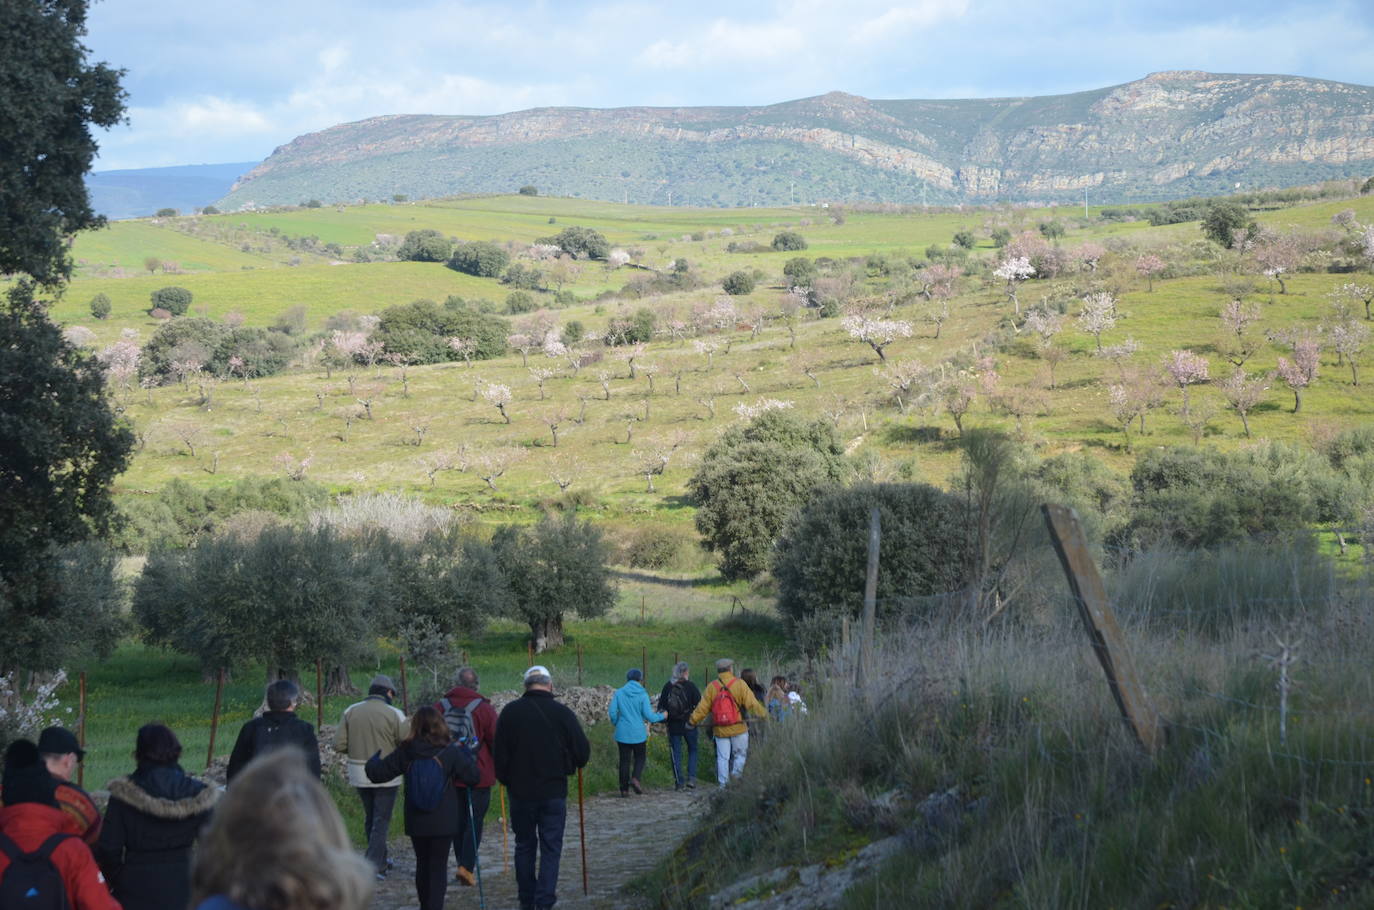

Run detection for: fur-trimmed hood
[[106, 771, 219, 820]]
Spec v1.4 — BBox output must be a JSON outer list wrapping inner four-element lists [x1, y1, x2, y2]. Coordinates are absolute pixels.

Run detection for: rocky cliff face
[[219, 71, 1374, 209]]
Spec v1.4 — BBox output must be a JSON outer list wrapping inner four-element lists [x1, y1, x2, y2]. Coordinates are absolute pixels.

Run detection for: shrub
[[772, 231, 808, 252], [560, 320, 585, 346], [89, 293, 111, 319], [619, 525, 700, 571], [542, 226, 609, 261], [952, 230, 977, 249], [518, 185, 538, 196], [604, 308, 656, 345], [140, 317, 226, 379], [396, 229, 452, 262], [201, 205, 219, 215], [448, 241, 510, 277], [722, 270, 756, 295], [782, 257, 817, 289], [149, 286, 193, 316], [155, 207, 178, 218], [501, 263, 543, 290], [774, 483, 970, 644], [114, 475, 330, 553], [504, 291, 538, 314], [373, 298, 509, 364], [688, 410, 846, 581]]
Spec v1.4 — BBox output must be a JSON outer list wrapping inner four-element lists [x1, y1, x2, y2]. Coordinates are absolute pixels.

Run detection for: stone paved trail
[[370, 786, 705, 910]]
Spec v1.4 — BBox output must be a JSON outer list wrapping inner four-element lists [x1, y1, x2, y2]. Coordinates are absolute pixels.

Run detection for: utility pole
[[921, 184, 928, 210], [790, 181, 796, 205], [666, 190, 673, 207], [1083, 185, 1089, 219]]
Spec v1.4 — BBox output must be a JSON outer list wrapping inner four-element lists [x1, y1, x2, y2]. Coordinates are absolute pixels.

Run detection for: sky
[[85, 0, 1374, 171]]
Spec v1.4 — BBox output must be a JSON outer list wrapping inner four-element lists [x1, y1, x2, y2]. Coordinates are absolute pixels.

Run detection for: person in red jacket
[[436, 666, 498, 887], [0, 739, 121, 910]]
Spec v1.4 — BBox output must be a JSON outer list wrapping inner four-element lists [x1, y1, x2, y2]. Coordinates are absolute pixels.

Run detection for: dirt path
[[370, 785, 705, 909]]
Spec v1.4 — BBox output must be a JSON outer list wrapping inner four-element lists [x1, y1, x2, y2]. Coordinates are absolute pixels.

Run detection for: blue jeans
[[668, 728, 698, 788], [510, 796, 566, 908]]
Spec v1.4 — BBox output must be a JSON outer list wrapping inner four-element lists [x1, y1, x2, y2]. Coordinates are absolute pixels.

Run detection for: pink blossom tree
[[1135, 253, 1166, 292], [1217, 368, 1270, 437], [1164, 350, 1210, 410], [1218, 300, 1264, 367], [1275, 337, 1320, 412], [1328, 318, 1370, 385], [1073, 242, 1106, 273], [1331, 282, 1374, 321]]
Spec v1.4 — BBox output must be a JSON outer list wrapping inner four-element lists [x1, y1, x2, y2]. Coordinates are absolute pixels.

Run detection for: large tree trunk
[[530, 615, 566, 654], [326, 665, 358, 696]]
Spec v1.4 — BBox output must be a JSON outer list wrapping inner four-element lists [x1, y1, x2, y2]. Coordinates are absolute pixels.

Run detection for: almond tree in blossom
[[1075, 292, 1117, 353], [993, 256, 1035, 314], [841, 311, 913, 363], [1218, 300, 1264, 367], [1331, 282, 1374, 321], [1275, 337, 1320, 412], [1328, 317, 1370, 385], [1164, 349, 1210, 410], [447, 336, 477, 367], [1218, 368, 1270, 437], [480, 382, 513, 423], [1135, 253, 1166, 291], [1073, 242, 1106, 273], [507, 333, 536, 367]]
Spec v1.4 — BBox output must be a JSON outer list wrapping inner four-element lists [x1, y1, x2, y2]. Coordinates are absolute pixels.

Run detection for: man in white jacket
[[334, 674, 406, 879]]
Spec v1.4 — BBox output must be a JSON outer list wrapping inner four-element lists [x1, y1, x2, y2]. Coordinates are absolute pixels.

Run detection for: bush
[[149, 286, 193, 316], [619, 525, 700, 571], [155, 208, 178, 218], [518, 185, 538, 196], [448, 242, 510, 277], [774, 483, 969, 643], [201, 205, 219, 215], [772, 231, 808, 252], [504, 291, 538, 314], [373, 298, 509, 364], [89, 293, 111, 319], [782, 257, 817, 289], [396, 229, 453, 262], [952, 230, 977, 249], [501, 263, 543, 290], [561, 320, 584, 346], [604, 308, 656, 345], [140, 317, 226, 379], [722, 270, 756, 295], [114, 475, 330, 553], [542, 226, 609, 261], [688, 410, 847, 581]]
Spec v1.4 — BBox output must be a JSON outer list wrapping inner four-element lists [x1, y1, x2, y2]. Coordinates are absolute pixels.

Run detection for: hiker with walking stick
[[437, 667, 498, 889], [494, 666, 592, 910]]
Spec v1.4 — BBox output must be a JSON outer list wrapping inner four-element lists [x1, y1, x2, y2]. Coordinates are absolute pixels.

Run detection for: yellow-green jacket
[[688, 671, 767, 738]]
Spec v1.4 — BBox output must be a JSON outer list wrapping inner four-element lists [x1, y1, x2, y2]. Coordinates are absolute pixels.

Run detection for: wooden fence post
[[1042, 504, 1163, 755], [399, 657, 409, 714], [577, 644, 583, 687], [856, 507, 880, 690], [315, 659, 324, 732], [206, 668, 225, 770]]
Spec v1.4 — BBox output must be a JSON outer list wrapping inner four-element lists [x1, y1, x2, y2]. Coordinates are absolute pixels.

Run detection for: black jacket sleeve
[[297, 721, 322, 778], [366, 745, 407, 784], [92, 798, 127, 881], [444, 744, 480, 787], [565, 711, 591, 770], [493, 709, 512, 787], [225, 720, 255, 783]]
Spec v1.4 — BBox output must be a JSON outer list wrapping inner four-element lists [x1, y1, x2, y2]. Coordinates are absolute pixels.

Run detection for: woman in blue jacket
[[608, 668, 665, 796]]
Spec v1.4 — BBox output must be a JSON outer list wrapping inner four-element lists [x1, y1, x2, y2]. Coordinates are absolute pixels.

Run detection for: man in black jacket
[[659, 662, 702, 791], [226, 680, 321, 782], [494, 665, 591, 910]]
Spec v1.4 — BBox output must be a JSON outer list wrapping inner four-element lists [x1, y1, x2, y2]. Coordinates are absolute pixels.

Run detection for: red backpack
[[709, 681, 742, 727]]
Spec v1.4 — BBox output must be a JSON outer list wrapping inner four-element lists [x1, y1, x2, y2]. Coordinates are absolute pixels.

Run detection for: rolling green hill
[[219, 72, 1374, 210]]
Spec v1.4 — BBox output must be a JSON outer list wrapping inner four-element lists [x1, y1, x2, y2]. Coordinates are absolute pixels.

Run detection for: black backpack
[[443, 697, 484, 755], [663, 681, 692, 720], [0, 831, 72, 910]]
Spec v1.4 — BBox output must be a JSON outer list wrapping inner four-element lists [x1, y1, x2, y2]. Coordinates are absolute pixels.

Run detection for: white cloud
[[849, 1, 972, 46], [637, 18, 807, 69]]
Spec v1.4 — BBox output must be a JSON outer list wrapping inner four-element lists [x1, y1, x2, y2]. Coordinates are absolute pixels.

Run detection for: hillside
[[218, 72, 1374, 210]]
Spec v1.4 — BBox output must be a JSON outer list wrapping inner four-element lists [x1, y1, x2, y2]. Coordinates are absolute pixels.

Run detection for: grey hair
[[523, 673, 552, 689], [266, 679, 300, 712], [454, 667, 479, 689], [715, 657, 733, 673], [672, 661, 689, 681]]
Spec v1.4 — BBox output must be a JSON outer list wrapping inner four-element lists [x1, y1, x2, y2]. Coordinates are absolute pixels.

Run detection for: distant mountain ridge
[[218, 72, 1374, 209], [89, 162, 257, 220]]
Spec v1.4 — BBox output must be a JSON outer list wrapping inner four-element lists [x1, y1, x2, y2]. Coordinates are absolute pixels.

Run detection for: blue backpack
[[406, 755, 447, 811]]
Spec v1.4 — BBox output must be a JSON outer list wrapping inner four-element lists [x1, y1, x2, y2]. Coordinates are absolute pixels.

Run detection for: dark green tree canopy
[[492, 513, 616, 652], [543, 226, 609, 261], [149, 285, 193, 315], [373, 298, 509, 364], [772, 231, 808, 252], [397, 229, 453, 262], [1201, 202, 1255, 248], [688, 410, 847, 581], [783, 257, 817, 289], [722, 270, 756, 295], [448, 241, 510, 277], [0, 0, 126, 287]]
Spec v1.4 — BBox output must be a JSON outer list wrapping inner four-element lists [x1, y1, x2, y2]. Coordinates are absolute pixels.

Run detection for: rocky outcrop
[[219, 71, 1374, 209]]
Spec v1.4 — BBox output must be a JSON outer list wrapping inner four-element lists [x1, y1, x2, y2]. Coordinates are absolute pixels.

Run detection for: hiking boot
[[455, 866, 475, 887], [630, 777, 643, 794], [620, 789, 629, 797], [686, 780, 696, 790]]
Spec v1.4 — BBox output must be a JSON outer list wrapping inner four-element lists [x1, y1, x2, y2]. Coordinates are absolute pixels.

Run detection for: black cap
[[2, 740, 58, 808], [36, 726, 85, 761]]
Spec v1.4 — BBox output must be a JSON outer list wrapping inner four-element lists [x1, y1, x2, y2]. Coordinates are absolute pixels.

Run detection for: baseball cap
[[524, 665, 551, 683], [37, 726, 85, 761]]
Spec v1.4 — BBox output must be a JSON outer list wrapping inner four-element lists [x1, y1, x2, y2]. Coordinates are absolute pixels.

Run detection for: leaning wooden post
[[1042, 504, 1163, 755], [206, 668, 225, 770], [315, 658, 324, 732], [77, 671, 87, 788], [642, 645, 647, 683], [527, 640, 534, 667], [398, 657, 410, 714], [577, 644, 583, 686], [855, 507, 880, 690]]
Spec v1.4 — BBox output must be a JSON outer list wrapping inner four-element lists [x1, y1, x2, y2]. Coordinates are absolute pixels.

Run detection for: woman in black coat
[[96, 724, 219, 910], [367, 705, 479, 910]]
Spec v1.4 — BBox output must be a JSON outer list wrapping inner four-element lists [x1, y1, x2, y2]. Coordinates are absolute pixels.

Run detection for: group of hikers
[[0, 656, 806, 910]]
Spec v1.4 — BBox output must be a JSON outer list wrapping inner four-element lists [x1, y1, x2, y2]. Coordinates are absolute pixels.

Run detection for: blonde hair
[[190, 748, 373, 910]]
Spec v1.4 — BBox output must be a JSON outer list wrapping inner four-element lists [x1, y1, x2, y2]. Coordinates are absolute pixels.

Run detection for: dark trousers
[[668, 728, 699, 787], [357, 786, 398, 873], [452, 786, 491, 873], [510, 796, 566, 909], [410, 835, 452, 910], [616, 741, 646, 792]]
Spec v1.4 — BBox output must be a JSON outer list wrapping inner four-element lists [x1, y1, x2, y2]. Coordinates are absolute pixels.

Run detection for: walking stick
[[499, 784, 509, 873], [577, 767, 589, 896], [467, 791, 486, 910]]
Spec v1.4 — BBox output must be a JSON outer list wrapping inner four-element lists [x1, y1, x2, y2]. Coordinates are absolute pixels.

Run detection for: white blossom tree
[[993, 256, 1035, 314], [1075, 292, 1118, 353], [1164, 350, 1210, 410], [480, 382, 513, 423], [1218, 368, 1270, 437], [1275, 337, 1321, 412], [841, 311, 913, 363]]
